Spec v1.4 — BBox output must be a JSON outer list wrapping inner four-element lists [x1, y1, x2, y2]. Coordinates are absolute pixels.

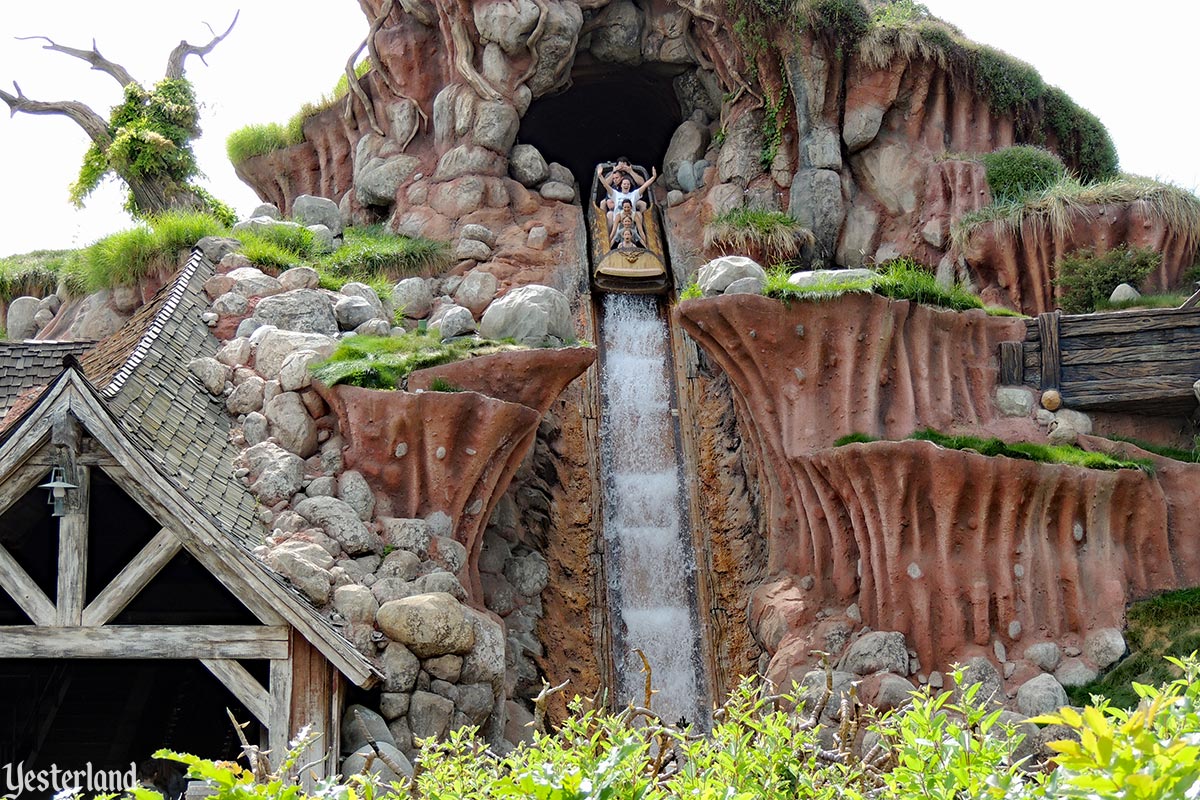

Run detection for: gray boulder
[[393, 277, 433, 319], [724, 275, 764, 295], [376, 592, 475, 658], [696, 255, 767, 296], [454, 270, 498, 316], [278, 350, 321, 392], [244, 442, 304, 505], [1024, 642, 1062, 673], [717, 109, 764, 184], [504, 552, 549, 597], [454, 238, 493, 262], [335, 295, 379, 331], [380, 517, 433, 557], [342, 743, 413, 782], [280, 266, 320, 291], [1109, 283, 1141, 303], [291, 195, 342, 236], [227, 267, 283, 298], [509, 144, 549, 187], [431, 304, 476, 339], [254, 329, 335, 380], [1016, 673, 1069, 717], [957, 657, 1004, 707], [6, 296, 40, 340], [307, 224, 337, 255], [409, 690, 454, 741], [839, 631, 909, 676], [227, 376, 265, 415], [589, 0, 643, 65], [249, 203, 281, 220], [1084, 628, 1126, 670], [356, 152, 420, 207], [295, 496, 381, 556], [338, 470, 376, 521], [265, 540, 333, 605], [995, 387, 1035, 417], [798, 669, 857, 721], [787, 268, 874, 289], [460, 606, 506, 687], [264, 392, 318, 458], [188, 357, 229, 396], [663, 116, 710, 190], [253, 289, 338, 336], [473, 100, 519, 153], [212, 292, 249, 316], [341, 703, 396, 752], [478, 284, 573, 345], [381, 641, 420, 692], [539, 181, 575, 202]]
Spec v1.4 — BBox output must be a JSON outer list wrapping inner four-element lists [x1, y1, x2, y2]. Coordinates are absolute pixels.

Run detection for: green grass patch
[[982, 305, 1026, 317], [72, 210, 228, 292], [764, 257, 985, 312], [1094, 292, 1190, 312], [1067, 587, 1200, 708], [228, 60, 372, 163], [322, 225, 451, 279], [1105, 435, 1200, 464], [910, 428, 1153, 472], [704, 207, 814, 263], [426, 377, 464, 393], [952, 175, 1200, 256], [310, 331, 522, 390], [0, 250, 77, 302]]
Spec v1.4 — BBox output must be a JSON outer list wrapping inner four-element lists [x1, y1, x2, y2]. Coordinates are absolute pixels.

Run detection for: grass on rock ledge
[[703, 207, 815, 263], [763, 257, 1009, 314], [834, 429, 1154, 472], [310, 331, 524, 391], [0, 212, 451, 300]]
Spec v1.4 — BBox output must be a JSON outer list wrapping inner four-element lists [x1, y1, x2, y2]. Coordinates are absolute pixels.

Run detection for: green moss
[[909, 428, 1153, 472], [310, 331, 522, 390]]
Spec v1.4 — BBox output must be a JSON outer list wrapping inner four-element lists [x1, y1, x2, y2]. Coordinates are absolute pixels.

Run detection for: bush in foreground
[[105, 656, 1200, 800]]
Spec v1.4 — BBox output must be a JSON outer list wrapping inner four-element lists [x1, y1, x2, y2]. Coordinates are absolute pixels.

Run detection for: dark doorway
[[518, 60, 684, 190], [0, 658, 262, 799]]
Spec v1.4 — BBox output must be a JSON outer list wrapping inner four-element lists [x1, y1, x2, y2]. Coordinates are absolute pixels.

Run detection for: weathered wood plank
[[999, 342, 1024, 385], [1061, 375, 1200, 404], [0, 463, 51, 519], [1038, 312, 1061, 390], [1058, 307, 1200, 336], [290, 634, 334, 783], [1065, 390, 1199, 412], [1060, 342, 1200, 367], [0, 625, 289, 659], [1063, 360, 1200, 383], [57, 465, 89, 626], [270, 650, 294, 767], [82, 528, 182, 626], [1061, 325, 1200, 352], [1181, 287, 1200, 309], [201, 658, 270, 726], [0, 542, 56, 625]]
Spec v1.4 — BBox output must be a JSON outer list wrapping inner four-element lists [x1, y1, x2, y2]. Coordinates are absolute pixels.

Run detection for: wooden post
[[998, 342, 1024, 386], [56, 464, 89, 626], [269, 650, 294, 769], [1037, 311, 1062, 391], [289, 633, 336, 784]]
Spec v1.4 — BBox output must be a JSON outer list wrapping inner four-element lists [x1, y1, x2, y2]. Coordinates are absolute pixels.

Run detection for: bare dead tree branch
[[0, 81, 110, 142], [14, 35, 136, 86], [164, 11, 239, 80], [343, 39, 386, 136]]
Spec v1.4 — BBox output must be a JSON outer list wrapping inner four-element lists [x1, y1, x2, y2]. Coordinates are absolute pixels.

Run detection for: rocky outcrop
[[317, 348, 594, 603]]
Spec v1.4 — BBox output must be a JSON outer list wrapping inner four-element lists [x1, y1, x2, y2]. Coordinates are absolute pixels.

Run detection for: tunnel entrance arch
[[518, 60, 685, 190]]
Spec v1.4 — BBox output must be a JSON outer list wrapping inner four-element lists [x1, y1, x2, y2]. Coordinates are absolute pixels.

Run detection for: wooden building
[[0, 252, 378, 781]]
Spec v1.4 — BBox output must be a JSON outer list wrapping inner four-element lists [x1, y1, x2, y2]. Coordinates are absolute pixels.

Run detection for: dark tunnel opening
[[518, 61, 685, 191]]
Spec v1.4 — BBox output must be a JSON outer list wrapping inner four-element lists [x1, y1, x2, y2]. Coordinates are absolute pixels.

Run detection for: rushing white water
[[598, 292, 706, 726]]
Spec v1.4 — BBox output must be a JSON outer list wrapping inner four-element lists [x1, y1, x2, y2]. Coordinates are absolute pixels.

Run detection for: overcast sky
[[0, 1, 1195, 257]]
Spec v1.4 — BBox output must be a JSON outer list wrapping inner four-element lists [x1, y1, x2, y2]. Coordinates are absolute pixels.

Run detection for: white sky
[[0, 1, 1195, 257]]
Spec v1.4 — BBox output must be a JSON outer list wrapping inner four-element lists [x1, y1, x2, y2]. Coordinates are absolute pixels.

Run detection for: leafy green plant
[[982, 146, 1066, 202], [704, 207, 815, 264], [310, 332, 521, 390], [1054, 245, 1161, 313], [679, 279, 703, 300], [1033, 655, 1200, 799]]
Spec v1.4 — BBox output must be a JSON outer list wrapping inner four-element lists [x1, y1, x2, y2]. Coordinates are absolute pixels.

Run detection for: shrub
[[981, 145, 1066, 202], [1055, 244, 1161, 313], [704, 207, 814, 264], [679, 279, 703, 300]]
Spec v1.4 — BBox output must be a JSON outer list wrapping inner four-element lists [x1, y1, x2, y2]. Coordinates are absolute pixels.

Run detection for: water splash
[[598, 292, 706, 726]]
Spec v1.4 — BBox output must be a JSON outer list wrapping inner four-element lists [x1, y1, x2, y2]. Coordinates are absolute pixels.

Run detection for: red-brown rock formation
[[962, 203, 1199, 315], [317, 348, 593, 603]]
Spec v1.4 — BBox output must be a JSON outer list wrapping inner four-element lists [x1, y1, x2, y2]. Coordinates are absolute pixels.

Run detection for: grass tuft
[[763, 257, 986, 312], [834, 432, 879, 446], [952, 174, 1200, 255], [981, 146, 1065, 203], [704, 207, 815, 263], [1105, 435, 1200, 464], [310, 331, 521, 390], [0, 250, 78, 303]]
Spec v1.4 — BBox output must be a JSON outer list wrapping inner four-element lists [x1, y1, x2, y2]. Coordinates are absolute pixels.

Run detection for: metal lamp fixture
[[39, 467, 77, 517]]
